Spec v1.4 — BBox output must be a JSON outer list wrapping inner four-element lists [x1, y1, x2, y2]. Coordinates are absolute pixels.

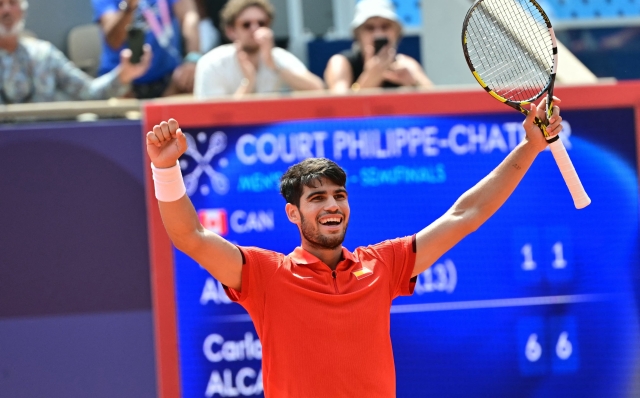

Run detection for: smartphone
[[127, 27, 145, 64], [373, 37, 389, 55]]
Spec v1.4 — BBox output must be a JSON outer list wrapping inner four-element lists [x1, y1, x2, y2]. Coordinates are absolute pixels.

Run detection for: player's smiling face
[[291, 177, 350, 250]]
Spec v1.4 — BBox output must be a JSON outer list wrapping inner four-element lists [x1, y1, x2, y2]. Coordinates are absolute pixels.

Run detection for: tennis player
[[147, 99, 562, 397]]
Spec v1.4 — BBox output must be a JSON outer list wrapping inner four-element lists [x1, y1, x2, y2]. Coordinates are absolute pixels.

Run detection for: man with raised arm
[[147, 99, 563, 397]]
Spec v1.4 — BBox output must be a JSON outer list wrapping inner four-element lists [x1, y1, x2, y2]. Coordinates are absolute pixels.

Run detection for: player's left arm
[[412, 98, 563, 277]]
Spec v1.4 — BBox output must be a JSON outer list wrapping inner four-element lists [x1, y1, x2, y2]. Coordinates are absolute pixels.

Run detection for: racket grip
[[548, 139, 591, 209]]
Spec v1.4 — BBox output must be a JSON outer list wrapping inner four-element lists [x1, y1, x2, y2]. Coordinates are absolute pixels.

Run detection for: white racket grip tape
[[151, 161, 187, 202], [548, 139, 591, 209]]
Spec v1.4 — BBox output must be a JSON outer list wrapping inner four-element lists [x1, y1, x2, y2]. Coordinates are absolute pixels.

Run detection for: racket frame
[[461, 0, 559, 142], [461, 0, 591, 209]]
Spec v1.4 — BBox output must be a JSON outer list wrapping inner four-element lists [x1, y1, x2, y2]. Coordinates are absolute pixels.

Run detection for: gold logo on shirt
[[352, 267, 373, 280]]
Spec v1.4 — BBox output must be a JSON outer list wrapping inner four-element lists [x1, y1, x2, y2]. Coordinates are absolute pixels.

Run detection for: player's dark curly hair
[[280, 158, 347, 207]]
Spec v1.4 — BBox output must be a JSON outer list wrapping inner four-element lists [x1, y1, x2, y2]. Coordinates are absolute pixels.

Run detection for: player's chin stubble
[[299, 213, 347, 250]]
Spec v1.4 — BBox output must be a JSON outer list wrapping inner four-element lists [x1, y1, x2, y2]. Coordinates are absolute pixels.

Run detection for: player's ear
[[285, 203, 300, 225]]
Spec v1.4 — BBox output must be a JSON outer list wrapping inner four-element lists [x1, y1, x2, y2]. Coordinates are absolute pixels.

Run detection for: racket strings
[[468, 11, 533, 96], [470, 2, 551, 100], [465, 0, 555, 102], [469, 4, 549, 100], [470, 0, 552, 87], [490, 1, 550, 93]]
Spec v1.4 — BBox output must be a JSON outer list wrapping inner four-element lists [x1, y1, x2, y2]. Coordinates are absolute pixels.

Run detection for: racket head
[[461, 0, 558, 109]]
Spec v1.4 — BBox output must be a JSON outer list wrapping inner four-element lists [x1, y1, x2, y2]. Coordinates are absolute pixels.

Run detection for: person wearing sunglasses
[[194, 0, 323, 98], [324, 0, 433, 93]]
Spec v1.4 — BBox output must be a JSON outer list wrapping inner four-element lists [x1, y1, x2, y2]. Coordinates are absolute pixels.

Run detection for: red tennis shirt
[[224, 235, 417, 398]]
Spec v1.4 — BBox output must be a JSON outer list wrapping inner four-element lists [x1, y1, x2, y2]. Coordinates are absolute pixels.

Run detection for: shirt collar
[[289, 246, 360, 266]]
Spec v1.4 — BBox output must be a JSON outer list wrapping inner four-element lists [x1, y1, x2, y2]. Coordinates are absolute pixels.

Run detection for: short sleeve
[[223, 246, 282, 313], [91, 0, 117, 21], [367, 235, 417, 298], [273, 48, 309, 74], [194, 54, 231, 98]]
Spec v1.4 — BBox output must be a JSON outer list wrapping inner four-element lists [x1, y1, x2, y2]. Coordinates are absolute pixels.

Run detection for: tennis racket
[[461, 0, 591, 209]]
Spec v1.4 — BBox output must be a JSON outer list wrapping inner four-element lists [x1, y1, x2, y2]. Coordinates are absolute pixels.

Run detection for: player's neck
[[300, 242, 343, 270]]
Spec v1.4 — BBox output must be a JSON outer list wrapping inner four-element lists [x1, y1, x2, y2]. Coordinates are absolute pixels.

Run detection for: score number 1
[[521, 241, 567, 271], [513, 226, 573, 283]]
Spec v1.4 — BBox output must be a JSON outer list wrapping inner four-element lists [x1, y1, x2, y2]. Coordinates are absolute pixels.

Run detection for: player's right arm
[[147, 119, 243, 291]]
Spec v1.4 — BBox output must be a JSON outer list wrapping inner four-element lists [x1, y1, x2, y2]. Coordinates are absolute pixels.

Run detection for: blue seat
[[617, 0, 640, 17], [393, 0, 422, 27], [542, 0, 640, 20]]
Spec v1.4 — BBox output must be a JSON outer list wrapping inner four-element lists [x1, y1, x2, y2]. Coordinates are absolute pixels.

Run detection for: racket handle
[[548, 139, 591, 209]]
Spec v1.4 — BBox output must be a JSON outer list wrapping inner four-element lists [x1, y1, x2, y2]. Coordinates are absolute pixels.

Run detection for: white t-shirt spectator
[[194, 44, 309, 98]]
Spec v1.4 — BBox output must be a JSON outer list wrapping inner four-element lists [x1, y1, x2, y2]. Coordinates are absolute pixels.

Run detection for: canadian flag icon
[[198, 209, 228, 236]]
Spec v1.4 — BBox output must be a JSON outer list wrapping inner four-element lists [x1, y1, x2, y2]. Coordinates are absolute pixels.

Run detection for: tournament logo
[[181, 132, 230, 197]]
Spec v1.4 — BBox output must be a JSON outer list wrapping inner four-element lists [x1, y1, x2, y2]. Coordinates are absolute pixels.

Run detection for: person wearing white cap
[[324, 0, 432, 93]]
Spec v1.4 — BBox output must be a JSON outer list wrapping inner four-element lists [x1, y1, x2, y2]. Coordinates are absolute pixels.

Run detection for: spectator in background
[[0, 0, 150, 104], [194, 0, 226, 53], [93, 0, 201, 98], [196, 0, 231, 46], [194, 0, 323, 99], [324, 0, 432, 93]]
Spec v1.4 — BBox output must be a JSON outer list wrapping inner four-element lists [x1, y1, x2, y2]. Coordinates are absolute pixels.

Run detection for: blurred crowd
[[0, 0, 433, 105]]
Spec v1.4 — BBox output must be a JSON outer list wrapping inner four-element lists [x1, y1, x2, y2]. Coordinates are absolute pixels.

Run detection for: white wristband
[[151, 161, 187, 202]]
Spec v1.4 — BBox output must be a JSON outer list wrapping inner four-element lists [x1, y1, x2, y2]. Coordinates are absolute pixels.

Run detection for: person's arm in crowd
[[173, 0, 200, 54], [98, 0, 139, 50], [51, 42, 151, 100], [169, 0, 201, 94], [324, 54, 354, 93], [411, 99, 563, 277], [324, 45, 396, 92], [147, 119, 243, 290], [383, 55, 433, 88], [353, 45, 396, 89], [233, 47, 257, 98], [276, 65, 324, 91]]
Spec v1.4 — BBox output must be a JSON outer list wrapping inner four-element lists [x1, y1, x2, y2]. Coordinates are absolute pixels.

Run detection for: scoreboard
[[144, 85, 640, 398]]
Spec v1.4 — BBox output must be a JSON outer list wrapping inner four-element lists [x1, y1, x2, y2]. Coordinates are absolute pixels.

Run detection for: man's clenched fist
[[146, 119, 188, 169]]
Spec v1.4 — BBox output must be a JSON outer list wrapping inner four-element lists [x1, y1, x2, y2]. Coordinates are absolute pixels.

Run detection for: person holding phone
[[324, 0, 433, 93], [0, 0, 151, 104], [93, 0, 201, 98]]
